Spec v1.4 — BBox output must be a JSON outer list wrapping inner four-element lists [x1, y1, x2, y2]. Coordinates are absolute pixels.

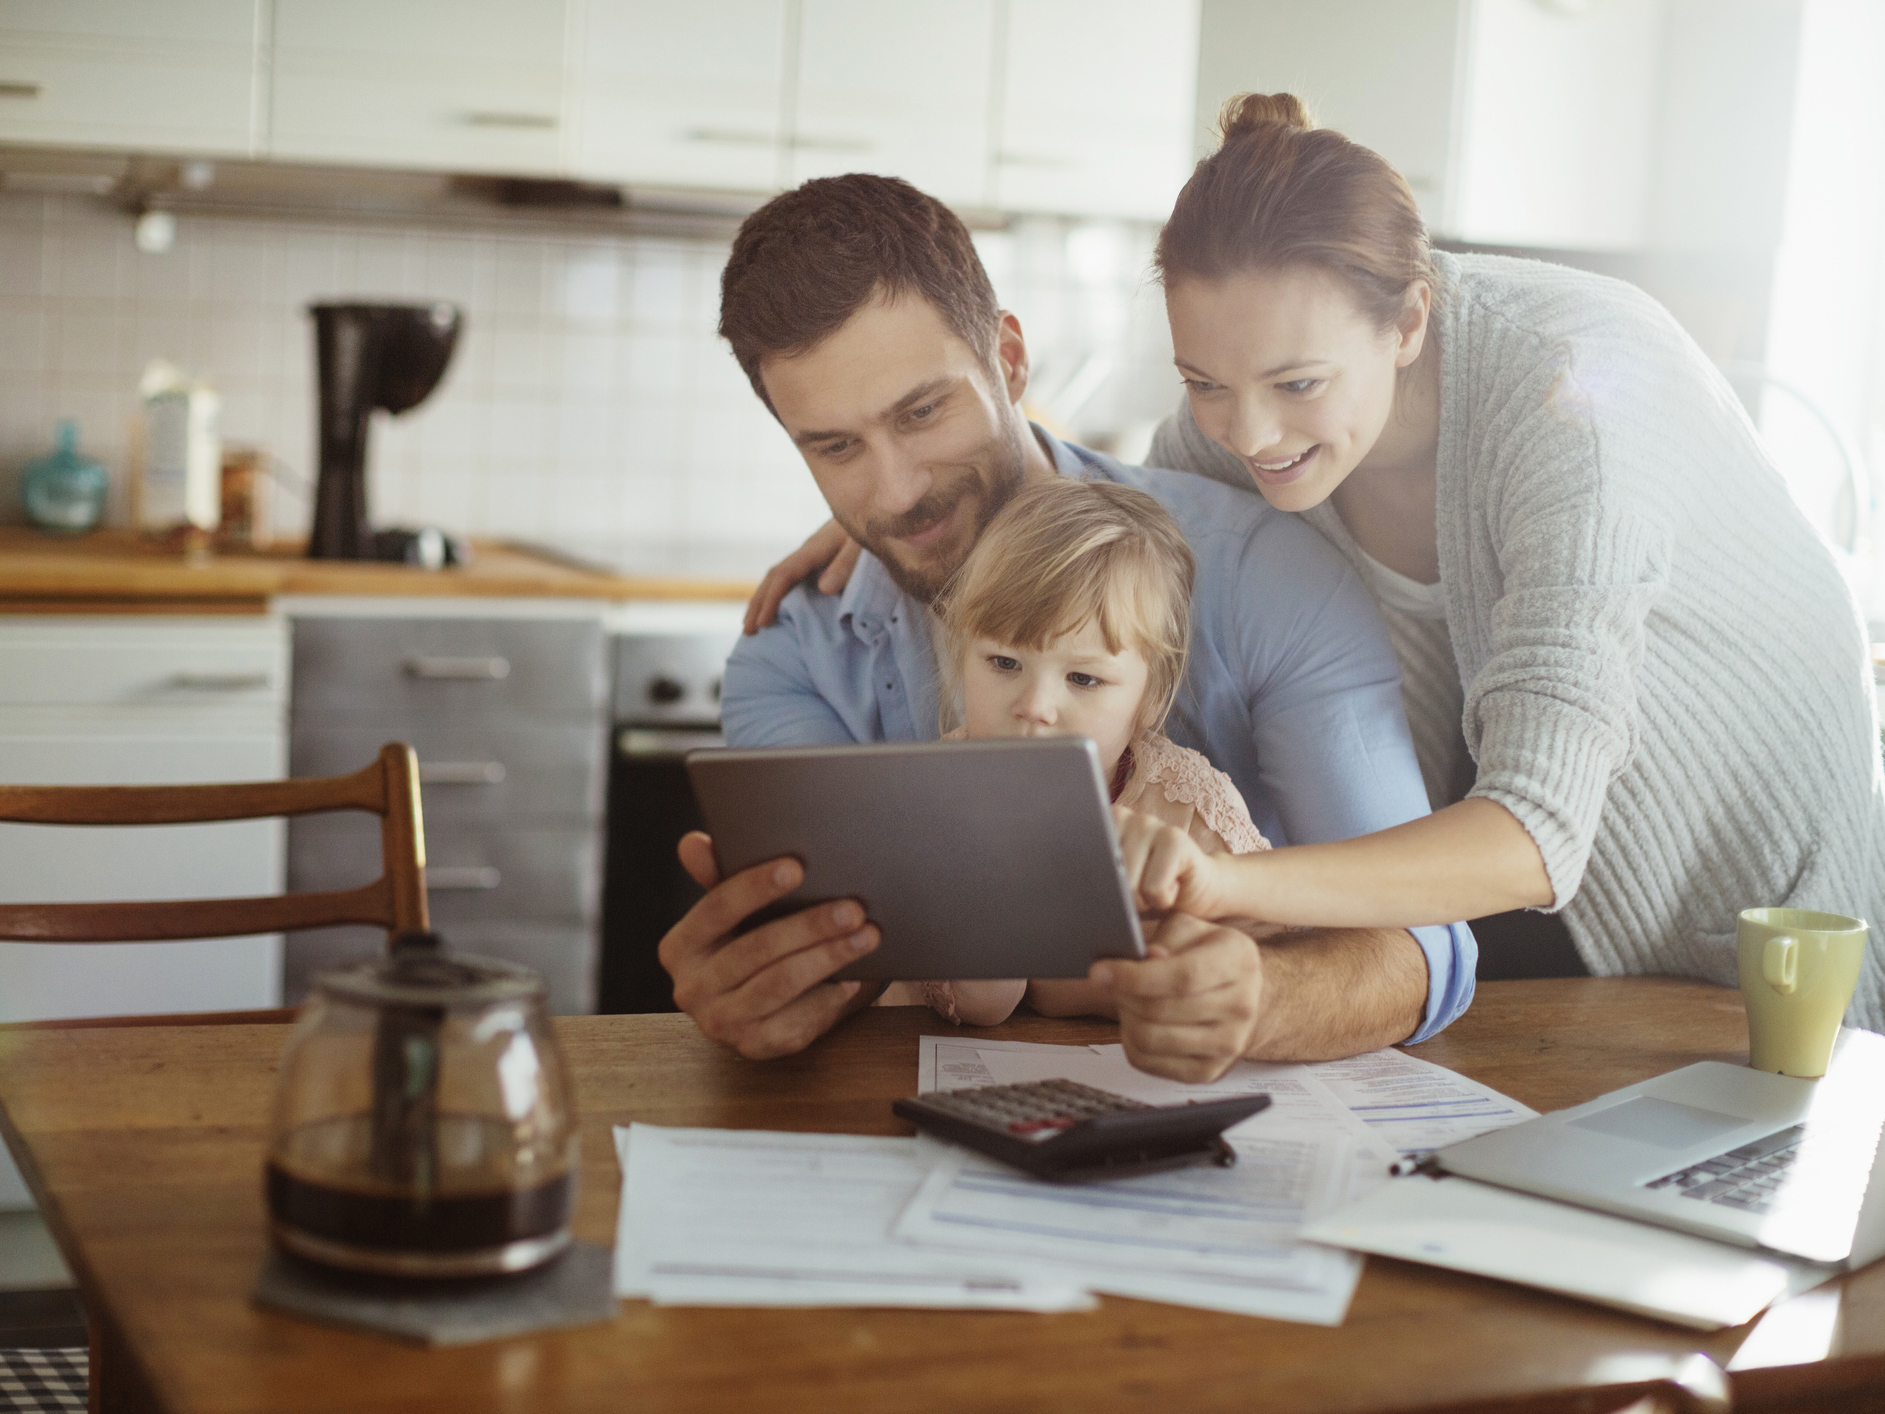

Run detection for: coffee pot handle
[[1763, 934, 1799, 995]]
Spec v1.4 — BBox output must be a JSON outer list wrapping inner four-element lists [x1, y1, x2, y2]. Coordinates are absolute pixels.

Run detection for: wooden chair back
[[0, 742, 428, 945]]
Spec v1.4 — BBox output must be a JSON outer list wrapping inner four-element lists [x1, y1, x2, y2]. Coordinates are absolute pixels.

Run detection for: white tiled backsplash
[[0, 191, 1177, 571]]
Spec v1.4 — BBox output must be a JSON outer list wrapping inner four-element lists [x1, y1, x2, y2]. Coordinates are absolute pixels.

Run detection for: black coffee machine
[[308, 302, 463, 562]]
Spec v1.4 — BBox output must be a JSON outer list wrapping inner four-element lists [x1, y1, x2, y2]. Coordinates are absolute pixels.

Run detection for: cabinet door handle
[[684, 127, 776, 146], [428, 865, 502, 890], [0, 82, 42, 99], [994, 151, 1077, 169], [418, 760, 507, 785], [462, 111, 558, 129], [405, 656, 511, 680], [166, 671, 273, 691], [788, 134, 873, 153]]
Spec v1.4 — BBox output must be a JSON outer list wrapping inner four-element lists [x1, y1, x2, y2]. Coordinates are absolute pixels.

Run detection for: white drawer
[[0, 616, 289, 709]]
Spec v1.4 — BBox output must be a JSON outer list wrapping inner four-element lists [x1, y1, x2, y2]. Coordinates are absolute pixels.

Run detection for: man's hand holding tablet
[[658, 834, 884, 1060]]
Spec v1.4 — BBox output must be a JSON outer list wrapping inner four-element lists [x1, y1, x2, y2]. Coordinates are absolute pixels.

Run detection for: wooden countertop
[[0, 529, 756, 611]]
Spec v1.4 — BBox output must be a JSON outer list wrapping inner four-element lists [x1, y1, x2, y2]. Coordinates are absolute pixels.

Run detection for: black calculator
[[894, 1078, 1271, 1182]]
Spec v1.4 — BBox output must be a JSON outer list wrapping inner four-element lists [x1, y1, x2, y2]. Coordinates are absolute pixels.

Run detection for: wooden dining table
[[4, 978, 1885, 1414]]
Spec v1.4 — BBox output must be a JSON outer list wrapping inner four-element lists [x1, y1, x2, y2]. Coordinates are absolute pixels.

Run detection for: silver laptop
[[685, 737, 1146, 982], [1437, 1027, 1885, 1266]]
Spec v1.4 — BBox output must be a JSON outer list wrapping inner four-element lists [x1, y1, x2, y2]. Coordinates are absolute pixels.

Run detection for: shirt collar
[[835, 422, 1101, 641]]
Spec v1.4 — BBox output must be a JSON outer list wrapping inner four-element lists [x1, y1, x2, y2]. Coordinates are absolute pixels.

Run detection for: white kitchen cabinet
[[992, 0, 1200, 219], [270, 0, 569, 175], [788, 0, 994, 208], [0, 0, 261, 156], [0, 616, 290, 1210], [1193, 0, 1463, 231], [571, 0, 790, 192]]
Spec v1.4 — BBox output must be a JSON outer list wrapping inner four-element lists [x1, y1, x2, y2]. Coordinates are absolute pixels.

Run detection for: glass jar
[[265, 934, 578, 1277], [21, 420, 108, 534]]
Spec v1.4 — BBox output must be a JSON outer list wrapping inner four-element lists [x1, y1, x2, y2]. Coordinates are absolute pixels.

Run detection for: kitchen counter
[[0, 529, 756, 611]]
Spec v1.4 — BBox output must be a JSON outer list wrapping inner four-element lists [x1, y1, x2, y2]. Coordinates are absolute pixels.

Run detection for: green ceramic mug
[[1736, 908, 1868, 1078]]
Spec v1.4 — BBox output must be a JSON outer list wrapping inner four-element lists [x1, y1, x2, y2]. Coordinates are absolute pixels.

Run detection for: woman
[[751, 94, 1885, 1031]]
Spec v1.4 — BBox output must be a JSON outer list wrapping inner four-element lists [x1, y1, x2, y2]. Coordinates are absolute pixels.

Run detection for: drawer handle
[[405, 656, 511, 681], [428, 866, 502, 891], [166, 672, 273, 691], [0, 82, 42, 99], [419, 760, 507, 785], [463, 111, 558, 129]]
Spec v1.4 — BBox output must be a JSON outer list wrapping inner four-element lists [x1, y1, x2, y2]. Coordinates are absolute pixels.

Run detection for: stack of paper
[[613, 1036, 1539, 1325]]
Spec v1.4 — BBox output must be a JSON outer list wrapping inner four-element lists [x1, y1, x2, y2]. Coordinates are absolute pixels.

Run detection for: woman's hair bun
[[1217, 92, 1313, 145]]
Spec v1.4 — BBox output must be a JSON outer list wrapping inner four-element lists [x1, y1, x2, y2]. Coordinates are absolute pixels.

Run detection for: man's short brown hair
[[718, 174, 1001, 411]]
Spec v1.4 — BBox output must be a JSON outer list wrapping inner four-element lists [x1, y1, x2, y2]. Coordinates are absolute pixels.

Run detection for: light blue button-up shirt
[[722, 428, 1476, 1041]]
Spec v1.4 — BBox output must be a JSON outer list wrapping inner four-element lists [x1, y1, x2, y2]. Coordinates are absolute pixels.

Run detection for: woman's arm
[[1124, 797, 1552, 927]]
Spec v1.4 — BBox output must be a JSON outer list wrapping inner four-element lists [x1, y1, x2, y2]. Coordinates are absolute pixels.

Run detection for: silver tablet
[[685, 737, 1146, 981]]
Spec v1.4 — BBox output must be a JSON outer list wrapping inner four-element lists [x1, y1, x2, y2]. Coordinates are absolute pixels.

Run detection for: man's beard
[[841, 418, 1030, 604]]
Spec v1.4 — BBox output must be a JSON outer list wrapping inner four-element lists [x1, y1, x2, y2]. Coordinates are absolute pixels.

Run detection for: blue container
[[21, 420, 109, 534]]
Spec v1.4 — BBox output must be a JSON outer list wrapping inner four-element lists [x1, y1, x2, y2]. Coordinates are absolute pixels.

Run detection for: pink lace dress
[[881, 732, 1270, 1025]]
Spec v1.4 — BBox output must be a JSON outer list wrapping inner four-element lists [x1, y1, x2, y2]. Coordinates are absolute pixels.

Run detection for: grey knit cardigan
[[1152, 250, 1885, 1031]]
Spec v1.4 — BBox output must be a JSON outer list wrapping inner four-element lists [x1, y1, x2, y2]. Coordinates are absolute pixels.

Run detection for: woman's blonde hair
[[938, 478, 1194, 733]]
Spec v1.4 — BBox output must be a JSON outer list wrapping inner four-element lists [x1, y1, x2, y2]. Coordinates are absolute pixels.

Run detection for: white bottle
[[137, 359, 221, 531]]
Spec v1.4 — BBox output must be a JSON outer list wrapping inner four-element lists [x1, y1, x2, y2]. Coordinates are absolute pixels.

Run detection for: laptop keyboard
[[1644, 1124, 1805, 1214]]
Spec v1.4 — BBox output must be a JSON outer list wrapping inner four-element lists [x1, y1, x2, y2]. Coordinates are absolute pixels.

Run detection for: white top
[[1356, 549, 1448, 620], [1154, 250, 1885, 1032]]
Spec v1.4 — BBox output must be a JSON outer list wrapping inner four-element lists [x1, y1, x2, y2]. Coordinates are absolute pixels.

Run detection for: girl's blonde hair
[[938, 478, 1195, 733]]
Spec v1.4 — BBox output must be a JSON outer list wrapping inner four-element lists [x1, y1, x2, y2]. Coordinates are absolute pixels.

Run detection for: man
[[659, 174, 1475, 1081]]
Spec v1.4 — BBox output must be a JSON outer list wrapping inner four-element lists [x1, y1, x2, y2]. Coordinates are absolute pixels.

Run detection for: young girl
[[879, 476, 1270, 1026]]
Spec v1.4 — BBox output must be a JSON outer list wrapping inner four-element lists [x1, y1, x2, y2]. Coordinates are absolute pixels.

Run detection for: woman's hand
[[1090, 914, 1267, 1083], [744, 520, 863, 634], [1113, 806, 1229, 918]]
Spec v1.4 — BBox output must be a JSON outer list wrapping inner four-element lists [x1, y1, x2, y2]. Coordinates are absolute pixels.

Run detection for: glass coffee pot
[[266, 932, 578, 1277]]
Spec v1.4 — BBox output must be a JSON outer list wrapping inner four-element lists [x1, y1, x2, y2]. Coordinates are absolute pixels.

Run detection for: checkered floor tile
[[0, 1347, 86, 1413]]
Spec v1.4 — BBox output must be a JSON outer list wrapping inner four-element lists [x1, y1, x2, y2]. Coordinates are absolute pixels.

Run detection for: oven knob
[[648, 677, 686, 705]]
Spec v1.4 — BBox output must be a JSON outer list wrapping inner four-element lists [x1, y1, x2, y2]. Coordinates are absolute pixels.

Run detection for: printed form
[[611, 1124, 1091, 1311]]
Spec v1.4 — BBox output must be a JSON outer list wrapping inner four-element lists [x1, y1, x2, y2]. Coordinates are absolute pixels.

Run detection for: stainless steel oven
[[598, 630, 738, 1013]]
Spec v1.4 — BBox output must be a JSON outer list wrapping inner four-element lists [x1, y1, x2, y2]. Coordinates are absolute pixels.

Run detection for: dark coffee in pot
[[266, 1114, 573, 1275]]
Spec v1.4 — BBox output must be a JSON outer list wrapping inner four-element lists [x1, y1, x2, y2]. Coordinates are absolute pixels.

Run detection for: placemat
[[252, 1242, 615, 1347]]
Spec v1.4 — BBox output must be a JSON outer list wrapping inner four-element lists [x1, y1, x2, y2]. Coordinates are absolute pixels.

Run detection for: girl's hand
[[1091, 914, 1267, 1084], [1113, 806, 1226, 919], [744, 520, 863, 634]]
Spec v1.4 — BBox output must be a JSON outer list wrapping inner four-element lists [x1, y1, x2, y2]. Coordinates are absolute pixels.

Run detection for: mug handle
[[1763, 934, 1799, 995]]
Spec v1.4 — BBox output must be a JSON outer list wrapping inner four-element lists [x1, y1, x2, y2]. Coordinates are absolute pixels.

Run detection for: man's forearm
[[1245, 926, 1428, 1061]]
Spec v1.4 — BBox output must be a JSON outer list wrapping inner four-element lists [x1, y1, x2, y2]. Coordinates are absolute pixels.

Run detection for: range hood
[[0, 145, 770, 240]]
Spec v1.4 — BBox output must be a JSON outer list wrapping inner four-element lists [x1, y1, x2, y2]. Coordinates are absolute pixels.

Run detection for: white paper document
[[1062, 1041, 1536, 1160], [893, 1132, 1367, 1324], [1302, 1173, 1834, 1330], [611, 1124, 1092, 1311], [1304, 1048, 1539, 1159]]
